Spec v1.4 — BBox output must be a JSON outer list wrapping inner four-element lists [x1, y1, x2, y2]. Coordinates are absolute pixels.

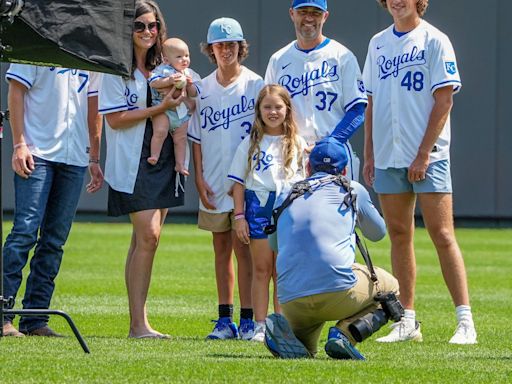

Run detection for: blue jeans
[[2, 157, 85, 332]]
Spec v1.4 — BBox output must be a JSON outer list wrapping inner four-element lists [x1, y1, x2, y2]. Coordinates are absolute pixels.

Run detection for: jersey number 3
[[401, 71, 424, 92]]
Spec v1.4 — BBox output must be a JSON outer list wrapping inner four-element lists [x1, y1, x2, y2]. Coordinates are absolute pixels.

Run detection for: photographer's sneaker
[[238, 318, 255, 341], [325, 327, 365, 360], [376, 319, 423, 343], [206, 317, 239, 340], [251, 322, 265, 343], [449, 320, 477, 345], [264, 313, 311, 359]]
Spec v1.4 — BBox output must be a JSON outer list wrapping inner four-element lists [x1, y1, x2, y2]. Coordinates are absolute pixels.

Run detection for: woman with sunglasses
[[99, 0, 184, 339]]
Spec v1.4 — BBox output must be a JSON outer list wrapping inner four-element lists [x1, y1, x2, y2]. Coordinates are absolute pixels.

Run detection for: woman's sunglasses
[[133, 21, 160, 33]]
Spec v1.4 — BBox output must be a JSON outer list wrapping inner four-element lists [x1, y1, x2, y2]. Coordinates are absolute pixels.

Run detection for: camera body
[[348, 291, 404, 343]]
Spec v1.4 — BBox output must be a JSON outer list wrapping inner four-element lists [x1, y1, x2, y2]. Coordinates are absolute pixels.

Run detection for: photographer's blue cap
[[207, 17, 244, 44], [309, 136, 348, 174], [292, 0, 328, 12]]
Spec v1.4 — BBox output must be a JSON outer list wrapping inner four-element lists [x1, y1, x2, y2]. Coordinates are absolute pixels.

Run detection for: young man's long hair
[[378, 0, 429, 17], [247, 84, 303, 181], [199, 41, 249, 64]]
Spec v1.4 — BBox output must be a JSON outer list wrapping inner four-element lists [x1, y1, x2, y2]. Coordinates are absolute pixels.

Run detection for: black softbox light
[[0, 0, 136, 353], [1, 0, 135, 76]]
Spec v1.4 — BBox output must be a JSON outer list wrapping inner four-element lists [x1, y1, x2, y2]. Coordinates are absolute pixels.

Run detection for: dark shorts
[[108, 118, 184, 216], [245, 189, 276, 239]]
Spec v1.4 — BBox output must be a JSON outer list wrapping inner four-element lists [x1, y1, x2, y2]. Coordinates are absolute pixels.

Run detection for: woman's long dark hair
[[132, 0, 168, 76]]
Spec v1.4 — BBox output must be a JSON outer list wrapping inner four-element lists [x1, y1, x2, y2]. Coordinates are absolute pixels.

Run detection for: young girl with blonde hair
[[228, 84, 307, 342]]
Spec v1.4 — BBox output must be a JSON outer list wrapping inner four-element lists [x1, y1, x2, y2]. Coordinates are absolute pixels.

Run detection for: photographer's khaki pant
[[280, 263, 399, 356]]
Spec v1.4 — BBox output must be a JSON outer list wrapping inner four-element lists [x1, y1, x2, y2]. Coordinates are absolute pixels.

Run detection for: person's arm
[[362, 96, 375, 187], [407, 86, 454, 183], [86, 95, 104, 193], [149, 74, 180, 90], [185, 77, 198, 97], [330, 102, 366, 143], [354, 183, 386, 241], [232, 182, 249, 245], [106, 86, 184, 129], [192, 142, 216, 210], [8, 80, 34, 179]]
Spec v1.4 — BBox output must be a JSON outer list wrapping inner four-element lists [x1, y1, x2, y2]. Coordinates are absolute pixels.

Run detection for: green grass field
[[1, 223, 511, 383]]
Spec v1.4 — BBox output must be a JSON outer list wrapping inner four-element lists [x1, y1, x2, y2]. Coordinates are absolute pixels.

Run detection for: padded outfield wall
[[1, 0, 510, 219]]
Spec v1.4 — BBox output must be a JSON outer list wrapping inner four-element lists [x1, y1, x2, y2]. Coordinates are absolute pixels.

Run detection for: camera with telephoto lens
[[348, 291, 404, 343]]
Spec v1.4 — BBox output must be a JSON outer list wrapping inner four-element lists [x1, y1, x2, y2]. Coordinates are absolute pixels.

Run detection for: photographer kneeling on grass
[[264, 136, 401, 360]]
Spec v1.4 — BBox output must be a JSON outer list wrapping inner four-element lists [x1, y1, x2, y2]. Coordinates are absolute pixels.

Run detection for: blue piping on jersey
[[6, 73, 33, 88], [431, 80, 462, 92], [227, 175, 244, 184], [88, 90, 98, 96], [294, 38, 331, 53], [98, 105, 128, 113], [344, 97, 368, 112], [393, 27, 411, 37], [187, 133, 201, 142]]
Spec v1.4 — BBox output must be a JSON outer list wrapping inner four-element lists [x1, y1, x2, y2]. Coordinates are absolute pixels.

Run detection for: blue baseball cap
[[292, 0, 328, 12], [309, 137, 348, 174], [207, 17, 244, 44]]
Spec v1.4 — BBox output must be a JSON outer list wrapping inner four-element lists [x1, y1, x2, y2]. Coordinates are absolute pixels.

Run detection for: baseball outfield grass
[[0, 223, 510, 383]]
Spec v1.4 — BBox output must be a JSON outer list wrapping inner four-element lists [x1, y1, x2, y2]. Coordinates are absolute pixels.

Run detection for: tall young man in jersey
[[362, 0, 477, 344], [265, 0, 367, 181]]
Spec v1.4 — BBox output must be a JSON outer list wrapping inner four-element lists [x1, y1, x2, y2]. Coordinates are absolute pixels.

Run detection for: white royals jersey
[[99, 70, 149, 194], [6, 64, 100, 167], [363, 20, 461, 169], [228, 134, 307, 203], [188, 66, 264, 213], [265, 39, 368, 146]]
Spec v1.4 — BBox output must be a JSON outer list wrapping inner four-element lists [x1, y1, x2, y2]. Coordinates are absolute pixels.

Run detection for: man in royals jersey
[[362, 0, 477, 344], [2, 64, 102, 337], [265, 0, 367, 181]]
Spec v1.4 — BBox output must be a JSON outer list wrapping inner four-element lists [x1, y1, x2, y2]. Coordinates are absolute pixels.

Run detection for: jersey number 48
[[401, 71, 424, 92]]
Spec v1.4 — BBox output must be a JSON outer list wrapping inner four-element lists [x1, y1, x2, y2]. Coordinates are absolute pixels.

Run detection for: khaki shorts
[[281, 263, 399, 355], [198, 210, 235, 233]]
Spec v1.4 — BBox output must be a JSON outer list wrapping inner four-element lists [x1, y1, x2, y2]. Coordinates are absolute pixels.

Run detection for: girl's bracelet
[[234, 213, 245, 220], [13, 142, 27, 149]]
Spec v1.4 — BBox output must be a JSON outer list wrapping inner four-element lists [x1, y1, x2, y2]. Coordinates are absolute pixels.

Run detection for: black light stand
[[0, 6, 89, 353]]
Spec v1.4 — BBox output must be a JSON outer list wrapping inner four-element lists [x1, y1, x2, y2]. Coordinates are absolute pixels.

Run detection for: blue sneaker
[[264, 313, 311, 359], [324, 327, 366, 360], [206, 317, 239, 340], [238, 318, 255, 340]]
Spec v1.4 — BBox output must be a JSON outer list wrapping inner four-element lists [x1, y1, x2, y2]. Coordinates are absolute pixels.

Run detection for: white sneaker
[[251, 323, 265, 343], [449, 320, 477, 344], [376, 319, 423, 343]]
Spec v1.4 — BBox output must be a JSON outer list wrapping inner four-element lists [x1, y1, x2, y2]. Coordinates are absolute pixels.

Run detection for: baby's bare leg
[[148, 114, 170, 165], [172, 121, 189, 176]]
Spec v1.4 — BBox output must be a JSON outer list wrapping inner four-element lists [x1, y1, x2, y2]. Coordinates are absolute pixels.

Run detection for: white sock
[[403, 309, 416, 327], [455, 305, 473, 324], [256, 321, 265, 329]]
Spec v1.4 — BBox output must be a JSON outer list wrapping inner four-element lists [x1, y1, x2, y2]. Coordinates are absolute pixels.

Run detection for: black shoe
[[24, 326, 64, 337]]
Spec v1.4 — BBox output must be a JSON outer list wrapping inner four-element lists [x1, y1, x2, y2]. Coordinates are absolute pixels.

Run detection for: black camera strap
[[265, 174, 355, 235], [355, 232, 379, 285]]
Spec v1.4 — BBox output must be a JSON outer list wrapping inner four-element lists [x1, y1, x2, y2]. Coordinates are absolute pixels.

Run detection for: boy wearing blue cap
[[188, 17, 264, 341]]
